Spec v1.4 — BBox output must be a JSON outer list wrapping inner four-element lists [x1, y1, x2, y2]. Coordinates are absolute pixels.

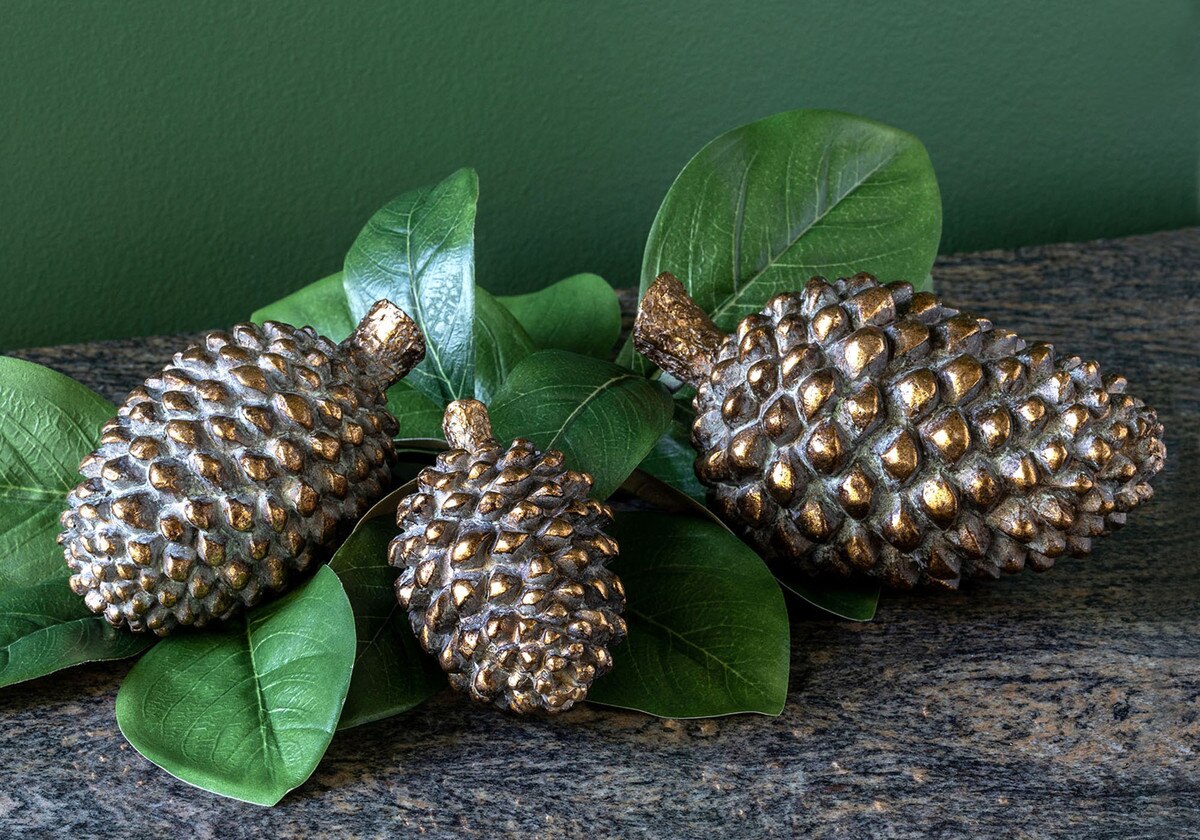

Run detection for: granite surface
[[3, 230, 1198, 838]]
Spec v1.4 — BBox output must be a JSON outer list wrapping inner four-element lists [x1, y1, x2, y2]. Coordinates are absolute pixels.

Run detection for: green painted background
[[3, 1, 1197, 349]]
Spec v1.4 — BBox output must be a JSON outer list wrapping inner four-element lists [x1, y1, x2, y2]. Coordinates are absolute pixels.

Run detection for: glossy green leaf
[[621, 109, 941, 368], [637, 403, 705, 503], [474, 286, 535, 403], [386, 383, 445, 441], [645, 108, 941, 317], [250, 272, 355, 343], [0, 357, 114, 588], [116, 566, 355, 806], [330, 515, 444, 729], [588, 511, 789, 717], [622, 468, 880, 622], [0, 580, 153, 687], [344, 168, 478, 403], [392, 441, 450, 463], [771, 569, 880, 622], [489, 351, 673, 499], [498, 273, 621, 358]]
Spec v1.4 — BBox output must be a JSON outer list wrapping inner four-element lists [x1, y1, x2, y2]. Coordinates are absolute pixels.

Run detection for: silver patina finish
[[635, 271, 1165, 589]]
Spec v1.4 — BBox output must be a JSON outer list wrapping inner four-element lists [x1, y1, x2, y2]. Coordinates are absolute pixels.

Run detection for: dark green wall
[[3, 1, 1197, 349]]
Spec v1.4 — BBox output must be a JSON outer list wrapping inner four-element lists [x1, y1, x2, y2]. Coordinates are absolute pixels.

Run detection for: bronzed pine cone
[[634, 272, 1165, 589], [390, 399, 626, 713], [59, 300, 424, 634]]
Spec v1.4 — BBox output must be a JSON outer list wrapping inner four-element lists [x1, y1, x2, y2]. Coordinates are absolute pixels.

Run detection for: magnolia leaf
[[771, 569, 880, 622], [498, 273, 621, 358], [621, 108, 941, 368], [588, 511, 790, 717], [489, 351, 673, 499], [0, 580, 153, 687], [330, 515, 444, 729], [344, 168, 478, 403], [637, 403, 706, 502], [0, 357, 114, 588], [474, 286, 535, 403], [621, 469, 880, 621], [116, 567, 355, 806], [387, 383, 445, 441], [250, 272, 355, 343]]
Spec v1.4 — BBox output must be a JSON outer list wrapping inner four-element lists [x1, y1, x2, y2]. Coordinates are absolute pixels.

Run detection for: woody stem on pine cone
[[443, 399, 498, 450], [342, 299, 427, 387], [633, 272, 726, 388]]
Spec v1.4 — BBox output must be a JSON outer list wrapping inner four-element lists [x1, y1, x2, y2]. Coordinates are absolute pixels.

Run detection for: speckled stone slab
[[3, 230, 1198, 839]]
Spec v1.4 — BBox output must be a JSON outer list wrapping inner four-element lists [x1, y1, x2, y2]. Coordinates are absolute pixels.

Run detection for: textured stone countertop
[[3, 230, 1198, 838]]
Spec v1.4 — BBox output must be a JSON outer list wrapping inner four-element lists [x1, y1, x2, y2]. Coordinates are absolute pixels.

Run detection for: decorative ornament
[[59, 301, 424, 634], [634, 272, 1165, 589], [390, 398, 626, 713]]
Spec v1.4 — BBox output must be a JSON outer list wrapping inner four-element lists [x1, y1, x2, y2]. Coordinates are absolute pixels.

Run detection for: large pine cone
[[390, 399, 626, 714], [59, 301, 424, 634], [634, 272, 1165, 589]]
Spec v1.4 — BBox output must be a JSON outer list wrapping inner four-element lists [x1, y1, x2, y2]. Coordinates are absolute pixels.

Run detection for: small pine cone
[[390, 399, 626, 714], [59, 301, 425, 634], [634, 272, 1166, 589]]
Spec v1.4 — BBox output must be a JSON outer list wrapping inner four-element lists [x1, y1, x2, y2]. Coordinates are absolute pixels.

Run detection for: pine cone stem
[[633, 273, 723, 388], [443, 399, 497, 450], [342, 300, 426, 387]]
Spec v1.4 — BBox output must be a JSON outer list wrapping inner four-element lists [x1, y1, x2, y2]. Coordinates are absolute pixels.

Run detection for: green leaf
[[386, 383, 445, 441], [330, 515, 444, 729], [391, 440, 450, 462], [637, 403, 706, 503], [344, 168, 478, 403], [116, 566, 355, 806], [0, 357, 114, 588], [621, 108, 941, 368], [0, 580, 153, 687], [489, 351, 673, 500], [498, 273, 621, 358], [250, 272, 355, 343], [474, 286, 535, 403], [588, 511, 789, 717], [621, 468, 880, 622], [771, 569, 880, 622]]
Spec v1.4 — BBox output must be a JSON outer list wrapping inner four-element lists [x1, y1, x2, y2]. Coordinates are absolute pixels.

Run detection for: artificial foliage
[[0, 357, 116, 589], [114, 566, 356, 806], [0, 108, 1163, 806]]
